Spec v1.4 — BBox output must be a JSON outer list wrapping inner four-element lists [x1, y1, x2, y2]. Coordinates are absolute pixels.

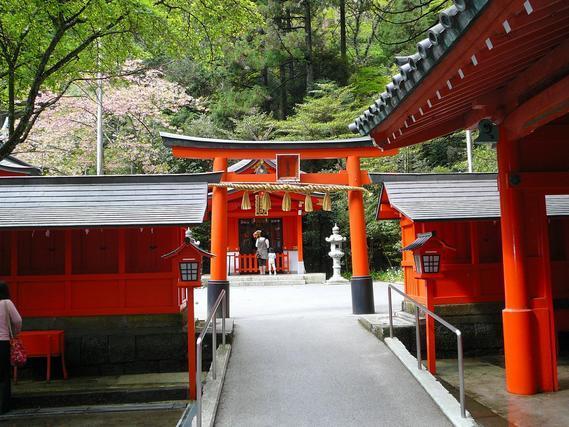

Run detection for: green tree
[[0, 0, 261, 160]]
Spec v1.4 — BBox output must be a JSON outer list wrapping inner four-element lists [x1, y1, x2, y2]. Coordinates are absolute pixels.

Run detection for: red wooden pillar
[[346, 156, 374, 314], [498, 129, 536, 394], [187, 289, 197, 399], [296, 213, 305, 274], [209, 157, 229, 317], [497, 128, 557, 394], [425, 286, 436, 374]]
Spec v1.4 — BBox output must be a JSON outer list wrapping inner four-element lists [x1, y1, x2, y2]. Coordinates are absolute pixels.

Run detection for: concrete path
[[195, 282, 452, 427]]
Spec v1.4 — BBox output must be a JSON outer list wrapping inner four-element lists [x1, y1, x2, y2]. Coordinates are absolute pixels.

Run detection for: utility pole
[[466, 129, 473, 173], [96, 40, 104, 175]]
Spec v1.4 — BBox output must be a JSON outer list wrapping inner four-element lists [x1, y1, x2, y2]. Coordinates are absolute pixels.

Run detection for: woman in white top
[[0, 281, 22, 413], [253, 230, 270, 275]]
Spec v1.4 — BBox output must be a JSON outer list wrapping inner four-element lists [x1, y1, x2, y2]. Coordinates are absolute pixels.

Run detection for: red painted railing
[[228, 252, 289, 274]]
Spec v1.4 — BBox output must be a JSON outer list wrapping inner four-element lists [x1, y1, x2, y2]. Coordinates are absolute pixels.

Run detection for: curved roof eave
[[349, 0, 489, 136], [161, 132, 376, 150]]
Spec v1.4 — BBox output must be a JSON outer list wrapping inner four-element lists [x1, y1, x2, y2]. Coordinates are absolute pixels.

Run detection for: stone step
[[228, 274, 304, 282], [230, 279, 306, 287]]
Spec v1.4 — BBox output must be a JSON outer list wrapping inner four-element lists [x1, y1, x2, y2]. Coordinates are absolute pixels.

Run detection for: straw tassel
[[261, 191, 271, 211], [304, 194, 313, 212], [282, 192, 291, 211], [322, 192, 332, 211], [241, 191, 251, 210]]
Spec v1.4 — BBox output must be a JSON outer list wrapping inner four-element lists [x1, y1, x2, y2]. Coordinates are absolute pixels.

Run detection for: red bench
[[14, 330, 68, 382]]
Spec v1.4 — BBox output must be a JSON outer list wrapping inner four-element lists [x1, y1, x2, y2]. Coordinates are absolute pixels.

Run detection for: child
[[268, 247, 277, 275]]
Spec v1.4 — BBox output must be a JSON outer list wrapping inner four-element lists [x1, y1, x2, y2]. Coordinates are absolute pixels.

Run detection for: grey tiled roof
[[0, 156, 41, 175], [371, 173, 569, 221], [350, 0, 489, 135], [0, 173, 221, 228]]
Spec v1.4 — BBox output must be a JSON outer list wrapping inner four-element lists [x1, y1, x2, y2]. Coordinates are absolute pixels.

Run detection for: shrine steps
[[206, 273, 326, 287]]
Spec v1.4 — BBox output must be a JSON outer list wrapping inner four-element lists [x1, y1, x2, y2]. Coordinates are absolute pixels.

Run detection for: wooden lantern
[[401, 231, 453, 278], [162, 229, 213, 288]]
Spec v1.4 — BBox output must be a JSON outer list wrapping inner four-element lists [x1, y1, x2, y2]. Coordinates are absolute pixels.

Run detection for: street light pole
[[466, 129, 473, 173]]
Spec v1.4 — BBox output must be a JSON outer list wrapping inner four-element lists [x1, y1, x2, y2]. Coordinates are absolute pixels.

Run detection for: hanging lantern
[[304, 194, 313, 212], [282, 192, 291, 211], [263, 191, 271, 210], [322, 192, 332, 211], [241, 190, 251, 210]]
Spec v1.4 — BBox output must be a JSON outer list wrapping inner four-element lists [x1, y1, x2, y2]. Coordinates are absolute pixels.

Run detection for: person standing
[[0, 281, 21, 413], [268, 247, 277, 275], [254, 230, 270, 275]]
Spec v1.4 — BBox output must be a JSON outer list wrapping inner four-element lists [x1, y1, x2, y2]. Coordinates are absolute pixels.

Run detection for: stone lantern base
[[326, 275, 349, 285]]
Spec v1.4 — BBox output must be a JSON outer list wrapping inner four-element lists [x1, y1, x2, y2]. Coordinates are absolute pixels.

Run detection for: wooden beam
[[504, 74, 569, 140], [510, 172, 569, 193], [172, 146, 397, 160], [505, 38, 569, 109], [224, 171, 372, 185], [375, 115, 466, 150]]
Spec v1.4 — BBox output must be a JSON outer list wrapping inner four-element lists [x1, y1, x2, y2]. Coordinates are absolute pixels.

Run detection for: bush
[[371, 268, 403, 283]]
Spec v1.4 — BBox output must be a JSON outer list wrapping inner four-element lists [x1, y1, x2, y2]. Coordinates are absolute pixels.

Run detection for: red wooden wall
[[402, 218, 504, 306], [0, 227, 183, 317], [401, 214, 569, 326]]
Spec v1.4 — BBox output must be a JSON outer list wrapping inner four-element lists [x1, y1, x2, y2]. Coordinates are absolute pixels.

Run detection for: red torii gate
[[160, 133, 397, 315]]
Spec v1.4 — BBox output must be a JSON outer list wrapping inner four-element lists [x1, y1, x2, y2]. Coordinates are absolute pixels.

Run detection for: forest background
[[0, 0, 498, 278]]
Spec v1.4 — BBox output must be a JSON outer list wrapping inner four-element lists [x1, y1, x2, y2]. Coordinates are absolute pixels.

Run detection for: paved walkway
[[195, 282, 452, 427]]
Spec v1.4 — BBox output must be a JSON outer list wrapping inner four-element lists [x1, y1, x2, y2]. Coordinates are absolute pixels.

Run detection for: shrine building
[[373, 172, 569, 374], [214, 158, 325, 275], [0, 158, 219, 397], [351, 0, 569, 395]]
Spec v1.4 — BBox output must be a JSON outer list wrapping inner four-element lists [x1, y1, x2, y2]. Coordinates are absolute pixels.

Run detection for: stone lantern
[[325, 224, 349, 284]]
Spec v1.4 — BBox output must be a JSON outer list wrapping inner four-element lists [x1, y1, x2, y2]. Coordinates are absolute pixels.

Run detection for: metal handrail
[[195, 290, 227, 427], [387, 284, 466, 418]]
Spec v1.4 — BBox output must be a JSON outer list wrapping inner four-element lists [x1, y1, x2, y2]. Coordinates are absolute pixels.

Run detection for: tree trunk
[[303, 0, 314, 92], [261, 66, 269, 87], [8, 65, 15, 138], [279, 62, 287, 119], [339, 0, 347, 62]]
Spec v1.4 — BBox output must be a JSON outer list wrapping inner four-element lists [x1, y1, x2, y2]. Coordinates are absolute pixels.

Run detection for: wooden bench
[[14, 330, 68, 382]]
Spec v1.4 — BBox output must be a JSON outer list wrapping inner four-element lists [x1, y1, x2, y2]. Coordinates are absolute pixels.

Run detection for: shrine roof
[[371, 173, 569, 221], [0, 156, 41, 175], [0, 172, 221, 228], [350, 0, 489, 136], [351, 0, 569, 149], [228, 159, 276, 173]]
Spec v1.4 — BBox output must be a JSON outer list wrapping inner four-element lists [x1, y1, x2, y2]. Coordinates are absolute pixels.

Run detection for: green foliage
[[371, 268, 404, 283], [273, 81, 364, 139], [349, 66, 391, 97], [3, 0, 477, 272]]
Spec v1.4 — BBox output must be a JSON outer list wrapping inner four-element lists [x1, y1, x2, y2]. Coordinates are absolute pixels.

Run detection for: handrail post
[[415, 308, 422, 370], [193, 289, 226, 427], [222, 293, 226, 346], [196, 338, 202, 427], [387, 285, 468, 418], [457, 331, 465, 418], [388, 285, 394, 338], [212, 307, 217, 380]]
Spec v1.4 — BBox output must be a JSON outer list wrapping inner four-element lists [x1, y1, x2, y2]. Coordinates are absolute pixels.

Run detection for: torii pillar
[[346, 156, 374, 314], [209, 157, 229, 317]]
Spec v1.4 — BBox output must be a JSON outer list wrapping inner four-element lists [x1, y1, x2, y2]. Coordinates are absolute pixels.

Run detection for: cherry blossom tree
[[16, 62, 204, 175]]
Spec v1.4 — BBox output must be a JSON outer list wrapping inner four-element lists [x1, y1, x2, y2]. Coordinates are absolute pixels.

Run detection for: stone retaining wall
[[402, 301, 504, 358], [22, 314, 188, 378]]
